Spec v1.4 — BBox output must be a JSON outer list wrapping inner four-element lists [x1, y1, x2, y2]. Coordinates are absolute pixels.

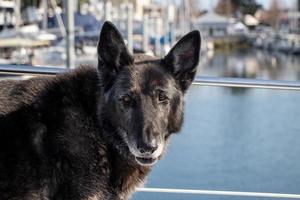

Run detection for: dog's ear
[[163, 30, 201, 92], [97, 21, 133, 88]]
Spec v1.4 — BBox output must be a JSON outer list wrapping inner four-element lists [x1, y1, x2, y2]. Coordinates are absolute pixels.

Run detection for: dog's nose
[[137, 143, 158, 154]]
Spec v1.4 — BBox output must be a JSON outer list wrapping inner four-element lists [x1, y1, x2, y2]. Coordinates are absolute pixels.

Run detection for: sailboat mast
[[15, 0, 21, 32]]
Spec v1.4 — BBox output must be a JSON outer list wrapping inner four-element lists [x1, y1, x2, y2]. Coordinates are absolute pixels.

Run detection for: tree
[[215, 0, 261, 16], [21, 0, 40, 9], [215, 0, 237, 16], [189, 0, 202, 18], [268, 0, 281, 28], [233, 0, 262, 15]]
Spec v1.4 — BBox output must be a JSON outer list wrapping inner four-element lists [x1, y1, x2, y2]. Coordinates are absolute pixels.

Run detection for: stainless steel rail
[[137, 188, 300, 199], [193, 76, 300, 91], [1, 65, 300, 91], [0, 65, 66, 75]]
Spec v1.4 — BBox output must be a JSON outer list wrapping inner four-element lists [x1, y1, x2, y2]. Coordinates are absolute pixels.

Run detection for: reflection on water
[[133, 86, 300, 200], [198, 50, 300, 81], [133, 50, 300, 200]]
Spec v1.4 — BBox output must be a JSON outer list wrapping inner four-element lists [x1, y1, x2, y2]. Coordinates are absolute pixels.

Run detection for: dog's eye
[[119, 95, 132, 104], [157, 90, 168, 102]]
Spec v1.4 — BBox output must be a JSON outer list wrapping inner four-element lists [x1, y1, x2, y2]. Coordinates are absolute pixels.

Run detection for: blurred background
[[0, 1, 300, 200], [0, 0, 299, 81]]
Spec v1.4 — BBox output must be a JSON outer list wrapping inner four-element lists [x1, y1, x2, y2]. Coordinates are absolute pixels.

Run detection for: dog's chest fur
[[0, 66, 150, 200]]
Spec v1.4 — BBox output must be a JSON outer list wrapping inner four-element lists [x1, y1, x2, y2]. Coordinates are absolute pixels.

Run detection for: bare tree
[[215, 0, 261, 16], [21, 0, 40, 9], [268, 0, 281, 29], [215, 0, 238, 17]]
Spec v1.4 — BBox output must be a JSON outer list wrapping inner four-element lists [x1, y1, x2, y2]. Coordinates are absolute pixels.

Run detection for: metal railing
[[1, 64, 300, 199], [137, 188, 300, 199], [0, 65, 66, 76], [1, 64, 300, 91]]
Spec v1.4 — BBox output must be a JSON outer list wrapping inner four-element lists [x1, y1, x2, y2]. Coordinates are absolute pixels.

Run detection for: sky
[[198, 0, 296, 10]]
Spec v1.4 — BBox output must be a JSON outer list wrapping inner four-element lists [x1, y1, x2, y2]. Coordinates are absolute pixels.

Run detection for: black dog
[[0, 22, 200, 200]]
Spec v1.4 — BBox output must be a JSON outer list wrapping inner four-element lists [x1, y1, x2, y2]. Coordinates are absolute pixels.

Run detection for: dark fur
[[0, 22, 200, 200]]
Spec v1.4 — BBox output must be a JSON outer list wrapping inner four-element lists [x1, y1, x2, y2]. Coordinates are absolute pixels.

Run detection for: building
[[0, 1, 16, 31], [195, 12, 230, 37]]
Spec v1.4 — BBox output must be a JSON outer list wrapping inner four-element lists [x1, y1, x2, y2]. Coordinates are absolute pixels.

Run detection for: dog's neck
[[108, 146, 151, 199], [101, 119, 151, 199]]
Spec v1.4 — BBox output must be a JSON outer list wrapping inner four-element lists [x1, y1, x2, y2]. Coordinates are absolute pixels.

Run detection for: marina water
[[133, 50, 300, 200]]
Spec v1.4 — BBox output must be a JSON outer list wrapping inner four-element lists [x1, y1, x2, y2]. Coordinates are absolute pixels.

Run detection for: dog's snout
[[137, 142, 158, 154]]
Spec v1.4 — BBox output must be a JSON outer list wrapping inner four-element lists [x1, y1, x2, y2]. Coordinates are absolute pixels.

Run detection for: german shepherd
[[0, 22, 200, 200]]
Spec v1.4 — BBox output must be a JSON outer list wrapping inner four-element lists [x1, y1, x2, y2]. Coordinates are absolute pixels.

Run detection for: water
[[132, 50, 300, 200], [198, 49, 300, 81]]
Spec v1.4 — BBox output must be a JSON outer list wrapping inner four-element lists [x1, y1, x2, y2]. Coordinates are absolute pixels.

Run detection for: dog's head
[[98, 22, 200, 166]]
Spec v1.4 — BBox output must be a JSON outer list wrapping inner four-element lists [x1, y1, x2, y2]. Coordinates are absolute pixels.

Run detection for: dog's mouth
[[119, 130, 161, 166], [135, 156, 158, 166]]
